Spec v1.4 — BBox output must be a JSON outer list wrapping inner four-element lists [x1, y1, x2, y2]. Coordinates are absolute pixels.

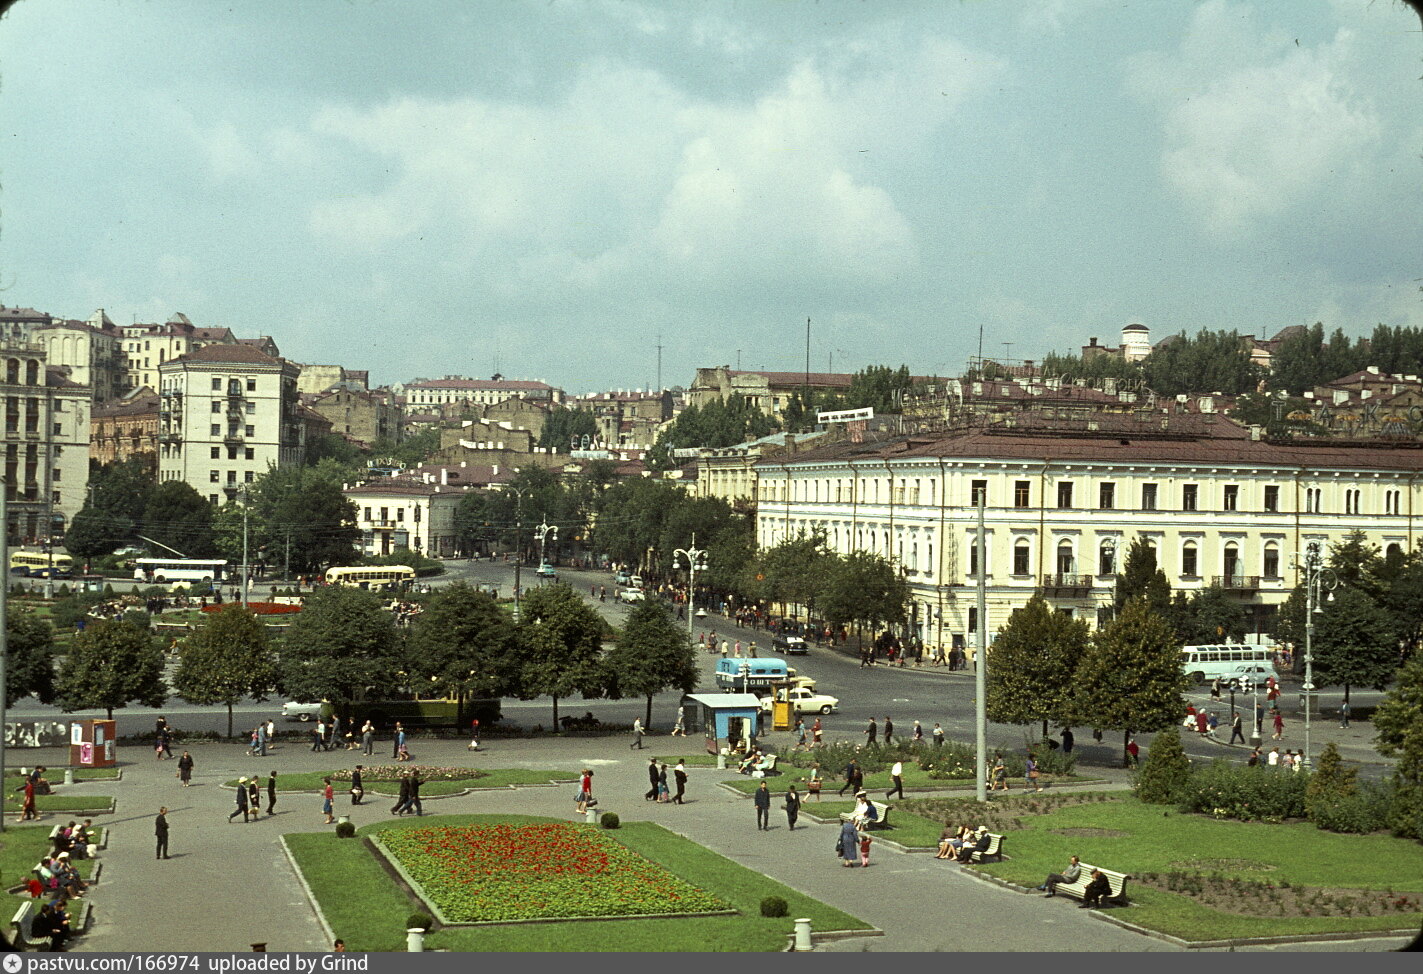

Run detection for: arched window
[[911, 542, 919, 572], [1056, 540, 1074, 576], [1098, 541, 1116, 577], [25, 360, 38, 385], [1223, 542, 1241, 584], [5, 359, 18, 384], [1263, 543, 1280, 579], [1181, 541, 1198, 578], [1014, 540, 1031, 576]]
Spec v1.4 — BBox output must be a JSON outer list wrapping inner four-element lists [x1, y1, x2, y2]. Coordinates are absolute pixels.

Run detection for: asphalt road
[[7, 558, 1395, 779]]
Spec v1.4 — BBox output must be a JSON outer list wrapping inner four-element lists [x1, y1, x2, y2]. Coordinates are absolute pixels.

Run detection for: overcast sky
[[2, 0, 1420, 393]]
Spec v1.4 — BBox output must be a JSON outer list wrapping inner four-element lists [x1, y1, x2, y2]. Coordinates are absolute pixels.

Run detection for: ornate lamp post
[[535, 518, 558, 572], [1292, 541, 1337, 771], [673, 534, 708, 644]]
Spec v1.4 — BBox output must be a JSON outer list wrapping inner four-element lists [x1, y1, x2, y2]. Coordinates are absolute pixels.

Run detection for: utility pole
[[1295, 541, 1337, 771], [804, 317, 811, 391], [0, 486, 8, 833], [673, 534, 707, 643], [656, 334, 663, 393], [511, 488, 526, 623], [975, 491, 987, 802]]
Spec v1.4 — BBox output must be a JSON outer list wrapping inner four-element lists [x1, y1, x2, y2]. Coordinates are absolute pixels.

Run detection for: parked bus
[[133, 558, 228, 584], [9, 550, 74, 578], [324, 565, 416, 591], [1181, 644, 1278, 685]]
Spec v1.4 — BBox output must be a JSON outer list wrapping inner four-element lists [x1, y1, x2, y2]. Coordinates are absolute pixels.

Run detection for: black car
[[773, 635, 808, 655]]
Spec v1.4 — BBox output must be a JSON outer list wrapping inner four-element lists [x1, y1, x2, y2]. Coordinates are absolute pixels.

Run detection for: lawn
[[968, 796, 1423, 942], [286, 813, 870, 952], [224, 767, 577, 796], [3, 795, 114, 814], [720, 764, 1075, 796], [5, 769, 120, 782], [0, 825, 103, 884]]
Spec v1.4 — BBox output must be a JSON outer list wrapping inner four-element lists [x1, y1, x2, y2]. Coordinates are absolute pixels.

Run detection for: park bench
[[11, 900, 51, 951], [750, 754, 779, 777], [1053, 864, 1130, 905], [839, 801, 891, 831], [968, 832, 1005, 863]]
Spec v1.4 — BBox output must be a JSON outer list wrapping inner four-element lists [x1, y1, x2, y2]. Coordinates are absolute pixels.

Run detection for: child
[[397, 741, 411, 762], [858, 832, 872, 868]]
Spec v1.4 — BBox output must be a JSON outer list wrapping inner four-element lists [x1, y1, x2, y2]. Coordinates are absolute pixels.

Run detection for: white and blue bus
[[133, 558, 228, 584]]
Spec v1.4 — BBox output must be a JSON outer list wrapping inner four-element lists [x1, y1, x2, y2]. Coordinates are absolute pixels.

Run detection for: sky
[[1, 0, 1420, 394]]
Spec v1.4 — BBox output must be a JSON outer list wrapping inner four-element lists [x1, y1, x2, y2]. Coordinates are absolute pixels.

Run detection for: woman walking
[[1026, 754, 1042, 793], [1271, 707, 1285, 740], [575, 769, 593, 815], [321, 777, 335, 824], [807, 763, 822, 801], [838, 818, 859, 867], [248, 777, 261, 815], [784, 785, 801, 831], [656, 763, 670, 803], [177, 751, 194, 787]]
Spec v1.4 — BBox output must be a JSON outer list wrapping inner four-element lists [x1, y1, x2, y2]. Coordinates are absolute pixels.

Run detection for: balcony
[[222, 432, 244, 444], [159, 431, 182, 443], [1039, 573, 1096, 597], [1213, 574, 1261, 593]]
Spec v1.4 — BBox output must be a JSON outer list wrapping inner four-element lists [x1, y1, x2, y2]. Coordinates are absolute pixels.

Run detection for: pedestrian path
[[35, 734, 1410, 953]]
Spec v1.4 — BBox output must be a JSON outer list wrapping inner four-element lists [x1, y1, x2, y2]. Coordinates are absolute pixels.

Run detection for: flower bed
[[329, 765, 482, 783], [379, 823, 730, 923], [200, 601, 301, 615]]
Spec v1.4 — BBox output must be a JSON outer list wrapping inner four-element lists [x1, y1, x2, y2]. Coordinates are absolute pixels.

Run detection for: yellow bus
[[324, 565, 417, 591], [9, 550, 74, 578]]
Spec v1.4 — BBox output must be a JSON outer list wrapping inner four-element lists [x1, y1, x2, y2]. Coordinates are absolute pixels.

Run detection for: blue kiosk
[[683, 692, 762, 755]]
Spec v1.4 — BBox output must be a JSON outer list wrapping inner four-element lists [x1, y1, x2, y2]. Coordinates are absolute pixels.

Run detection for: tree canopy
[[55, 618, 167, 719], [646, 395, 775, 470], [215, 465, 361, 574], [142, 480, 218, 557], [605, 596, 697, 727], [514, 584, 608, 725], [986, 595, 1090, 735], [5, 608, 56, 707], [277, 586, 404, 719], [65, 457, 155, 558], [405, 582, 519, 707], [172, 604, 278, 736]]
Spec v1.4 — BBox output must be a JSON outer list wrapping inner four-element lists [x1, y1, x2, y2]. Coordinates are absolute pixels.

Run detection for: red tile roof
[[177, 344, 281, 366]]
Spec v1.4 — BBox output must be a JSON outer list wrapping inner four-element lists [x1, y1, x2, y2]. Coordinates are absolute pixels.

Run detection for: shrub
[[600, 812, 620, 829], [406, 912, 433, 931], [760, 895, 788, 918], [1311, 781, 1392, 835], [1027, 737, 1077, 776], [334, 821, 356, 839], [1134, 727, 1193, 804], [1177, 760, 1310, 822], [1305, 742, 1357, 817]]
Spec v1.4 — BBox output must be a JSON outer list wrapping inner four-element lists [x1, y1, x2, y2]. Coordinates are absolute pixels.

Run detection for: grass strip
[[224, 768, 577, 795], [3, 795, 113, 814], [4, 769, 120, 782], [0, 825, 101, 882]]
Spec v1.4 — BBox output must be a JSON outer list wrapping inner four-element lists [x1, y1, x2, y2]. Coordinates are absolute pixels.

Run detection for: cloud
[[1127, 0, 1380, 236]]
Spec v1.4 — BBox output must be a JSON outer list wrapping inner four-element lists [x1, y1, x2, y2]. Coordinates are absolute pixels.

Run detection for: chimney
[[1250, 425, 1263, 441], [441, 468, 448, 486], [1089, 337, 1098, 347]]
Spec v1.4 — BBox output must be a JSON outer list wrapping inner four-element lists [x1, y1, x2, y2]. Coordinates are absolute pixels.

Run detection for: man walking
[[362, 720, 374, 756], [644, 757, 660, 801], [865, 717, 877, 747], [392, 722, 405, 760], [886, 759, 905, 800], [350, 766, 364, 805], [408, 772, 423, 816], [267, 770, 278, 815], [630, 717, 645, 750], [392, 772, 412, 816], [673, 760, 687, 804], [753, 780, 771, 830], [155, 807, 170, 860], [229, 778, 251, 823], [1230, 712, 1246, 745], [883, 715, 894, 744], [839, 758, 862, 797], [1340, 699, 1351, 728]]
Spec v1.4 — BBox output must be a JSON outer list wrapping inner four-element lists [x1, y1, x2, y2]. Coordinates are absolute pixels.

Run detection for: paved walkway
[[23, 734, 1412, 953]]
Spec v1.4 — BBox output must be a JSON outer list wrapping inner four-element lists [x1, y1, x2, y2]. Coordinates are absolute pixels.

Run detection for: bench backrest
[[11, 900, 36, 941], [984, 833, 1003, 854], [870, 801, 888, 820], [1071, 863, 1128, 897]]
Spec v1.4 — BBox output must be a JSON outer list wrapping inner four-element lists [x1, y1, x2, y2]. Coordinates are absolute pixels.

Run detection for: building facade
[[119, 314, 240, 395], [157, 345, 304, 506], [754, 411, 1423, 654], [689, 367, 856, 418], [343, 478, 467, 557], [396, 376, 563, 409], [306, 387, 402, 447], [90, 390, 160, 466], [34, 314, 124, 404], [0, 346, 91, 542]]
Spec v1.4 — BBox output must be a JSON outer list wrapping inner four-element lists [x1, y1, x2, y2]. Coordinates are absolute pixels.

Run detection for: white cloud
[[1127, 0, 1380, 236]]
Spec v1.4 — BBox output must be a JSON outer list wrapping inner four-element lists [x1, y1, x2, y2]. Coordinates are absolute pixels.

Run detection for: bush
[[600, 812, 620, 829], [406, 912, 433, 931], [1177, 760, 1310, 823], [1311, 781, 1392, 835], [1134, 727, 1193, 804], [334, 821, 356, 839], [1305, 742, 1357, 817], [759, 895, 788, 918], [1027, 738, 1077, 776]]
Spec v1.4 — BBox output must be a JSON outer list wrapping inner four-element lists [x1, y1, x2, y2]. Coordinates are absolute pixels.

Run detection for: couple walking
[[644, 758, 687, 804]]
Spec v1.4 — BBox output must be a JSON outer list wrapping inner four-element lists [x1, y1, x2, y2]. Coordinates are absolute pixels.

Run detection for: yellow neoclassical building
[[753, 411, 1423, 653]]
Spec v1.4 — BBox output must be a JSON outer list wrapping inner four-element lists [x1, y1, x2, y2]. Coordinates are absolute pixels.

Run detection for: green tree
[[538, 405, 600, 450], [1311, 586, 1398, 703], [1327, 530, 1386, 603], [1380, 545, 1423, 653], [65, 457, 155, 559], [172, 604, 278, 737], [215, 466, 361, 575], [1071, 598, 1188, 766], [1132, 726, 1193, 804], [277, 586, 403, 721], [55, 618, 167, 719], [515, 585, 607, 726], [605, 597, 697, 728], [1115, 537, 1171, 616], [1373, 655, 1423, 840], [986, 596, 1090, 738], [1140, 329, 1263, 397], [816, 551, 909, 642], [1172, 585, 1247, 645], [743, 533, 833, 619], [141, 480, 217, 557], [5, 608, 56, 706], [405, 582, 518, 720], [646, 395, 776, 470], [1305, 741, 1358, 818], [369, 427, 440, 468]]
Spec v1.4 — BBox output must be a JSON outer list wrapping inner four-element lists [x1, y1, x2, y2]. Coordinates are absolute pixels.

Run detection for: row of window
[[210, 469, 256, 485], [768, 475, 1407, 517], [361, 505, 423, 523]]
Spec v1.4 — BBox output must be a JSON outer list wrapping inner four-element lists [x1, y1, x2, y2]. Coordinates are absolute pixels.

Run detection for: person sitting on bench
[[738, 750, 763, 775], [956, 827, 992, 862], [1035, 855, 1081, 896], [1080, 868, 1112, 908]]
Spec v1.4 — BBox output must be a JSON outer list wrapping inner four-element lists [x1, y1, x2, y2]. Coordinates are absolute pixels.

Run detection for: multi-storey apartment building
[[118, 314, 242, 395], [90, 390, 160, 466], [157, 345, 304, 505], [754, 410, 1423, 654], [396, 376, 563, 409], [306, 387, 402, 447], [34, 313, 125, 404], [0, 345, 91, 541], [343, 476, 468, 557], [698, 431, 829, 509]]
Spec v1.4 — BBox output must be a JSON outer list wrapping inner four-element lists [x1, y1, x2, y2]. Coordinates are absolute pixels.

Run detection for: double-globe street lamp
[[673, 535, 708, 644], [1292, 541, 1338, 771]]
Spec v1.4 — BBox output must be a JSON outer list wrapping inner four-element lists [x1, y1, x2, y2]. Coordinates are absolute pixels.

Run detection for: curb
[[280, 833, 336, 948]]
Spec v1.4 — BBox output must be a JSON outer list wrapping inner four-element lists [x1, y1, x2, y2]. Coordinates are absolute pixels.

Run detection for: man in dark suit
[[407, 772, 423, 817], [155, 806, 170, 859], [350, 766, 364, 805], [267, 771, 278, 815], [645, 757, 660, 801], [882, 716, 894, 743], [865, 718, 877, 746], [392, 772, 412, 815], [673, 761, 688, 804]]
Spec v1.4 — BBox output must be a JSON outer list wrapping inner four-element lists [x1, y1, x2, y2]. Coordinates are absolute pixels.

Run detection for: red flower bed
[[381, 823, 728, 922], [200, 601, 302, 615]]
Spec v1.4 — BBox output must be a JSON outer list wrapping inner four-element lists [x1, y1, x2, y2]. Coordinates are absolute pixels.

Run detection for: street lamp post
[[673, 534, 708, 644], [535, 518, 558, 573], [1293, 541, 1337, 771]]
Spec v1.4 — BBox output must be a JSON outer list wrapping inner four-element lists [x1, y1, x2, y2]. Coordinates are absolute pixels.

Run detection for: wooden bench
[[1054, 864, 1130, 905], [969, 832, 1005, 863], [838, 801, 891, 831], [11, 900, 52, 951]]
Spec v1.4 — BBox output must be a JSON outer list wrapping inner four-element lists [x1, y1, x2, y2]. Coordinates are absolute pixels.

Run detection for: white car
[[759, 687, 839, 715], [281, 701, 323, 721], [618, 588, 645, 604]]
